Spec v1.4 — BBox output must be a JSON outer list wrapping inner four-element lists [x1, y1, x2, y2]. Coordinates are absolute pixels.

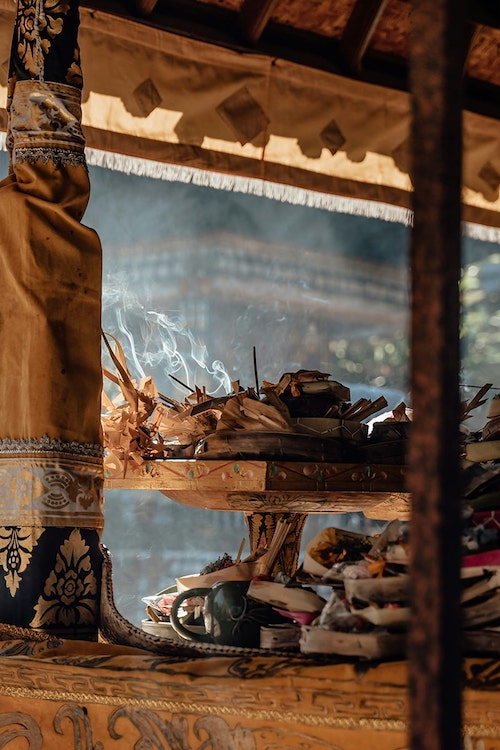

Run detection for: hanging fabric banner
[[0, 1, 499, 239]]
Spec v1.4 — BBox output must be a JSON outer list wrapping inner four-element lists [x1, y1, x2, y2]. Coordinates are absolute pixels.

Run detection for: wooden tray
[[104, 458, 409, 517]]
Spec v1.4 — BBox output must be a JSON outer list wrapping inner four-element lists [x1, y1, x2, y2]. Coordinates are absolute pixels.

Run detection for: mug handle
[[169, 587, 212, 643]]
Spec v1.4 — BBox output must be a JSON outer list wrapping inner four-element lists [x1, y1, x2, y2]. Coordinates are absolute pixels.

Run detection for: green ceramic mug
[[169, 580, 284, 648]]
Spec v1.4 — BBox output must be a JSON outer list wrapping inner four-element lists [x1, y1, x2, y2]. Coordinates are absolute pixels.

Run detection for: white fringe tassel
[[463, 222, 500, 244], [86, 147, 413, 228], [0, 134, 498, 242], [84, 148, 500, 242]]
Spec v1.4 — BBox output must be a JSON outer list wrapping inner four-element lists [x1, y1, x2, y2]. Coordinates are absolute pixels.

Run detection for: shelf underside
[[104, 459, 410, 518]]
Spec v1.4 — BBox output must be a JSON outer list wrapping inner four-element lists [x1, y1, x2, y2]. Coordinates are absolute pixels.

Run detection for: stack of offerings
[[141, 513, 500, 656], [461, 475, 500, 653], [460, 391, 500, 652], [299, 516, 500, 658], [299, 522, 410, 659]]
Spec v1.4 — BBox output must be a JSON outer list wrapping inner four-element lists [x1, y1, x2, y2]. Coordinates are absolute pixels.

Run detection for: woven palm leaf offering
[[101, 328, 399, 467], [302, 526, 377, 578], [175, 549, 269, 593], [462, 386, 500, 463], [101, 332, 236, 476], [198, 369, 390, 459], [358, 401, 412, 464], [261, 369, 386, 440], [299, 498, 500, 657]]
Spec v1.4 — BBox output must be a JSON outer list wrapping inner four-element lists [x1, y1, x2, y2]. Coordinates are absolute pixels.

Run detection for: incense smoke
[[102, 279, 232, 400]]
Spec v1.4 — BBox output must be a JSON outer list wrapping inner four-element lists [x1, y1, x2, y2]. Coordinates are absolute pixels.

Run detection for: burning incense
[[253, 346, 260, 398], [259, 519, 291, 577], [168, 373, 192, 393]]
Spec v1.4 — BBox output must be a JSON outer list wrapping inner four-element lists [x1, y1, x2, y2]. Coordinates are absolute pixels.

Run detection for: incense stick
[[168, 373, 192, 393], [259, 519, 291, 577], [235, 537, 246, 564], [253, 346, 260, 397]]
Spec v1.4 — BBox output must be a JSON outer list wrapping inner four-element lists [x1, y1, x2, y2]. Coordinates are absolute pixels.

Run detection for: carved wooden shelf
[[104, 459, 410, 518]]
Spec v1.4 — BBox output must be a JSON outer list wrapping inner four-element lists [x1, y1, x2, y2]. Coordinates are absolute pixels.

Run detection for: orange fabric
[[0, 159, 102, 443], [0, 0, 103, 635]]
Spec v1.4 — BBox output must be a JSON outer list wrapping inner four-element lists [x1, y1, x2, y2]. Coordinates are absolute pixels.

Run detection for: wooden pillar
[[408, 1, 465, 748]]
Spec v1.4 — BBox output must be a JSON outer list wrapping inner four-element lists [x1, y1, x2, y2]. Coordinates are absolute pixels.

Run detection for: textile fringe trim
[[86, 147, 413, 227], [1, 135, 498, 242], [84, 149, 500, 243], [464, 222, 500, 244]]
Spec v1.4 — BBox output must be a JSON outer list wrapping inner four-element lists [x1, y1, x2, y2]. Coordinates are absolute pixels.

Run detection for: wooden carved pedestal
[[244, 511, 308, 575]]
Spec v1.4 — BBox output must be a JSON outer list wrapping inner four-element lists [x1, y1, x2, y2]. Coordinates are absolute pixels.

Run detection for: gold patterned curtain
[[0, 0, 103, 638]]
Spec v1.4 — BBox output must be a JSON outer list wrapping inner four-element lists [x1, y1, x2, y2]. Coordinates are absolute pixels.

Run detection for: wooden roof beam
[[240, 0, 279, 44], [340, 0, 390, 73]]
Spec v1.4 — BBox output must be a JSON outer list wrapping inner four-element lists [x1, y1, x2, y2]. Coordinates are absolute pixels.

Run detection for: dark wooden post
[[408, 1, 465, 748]]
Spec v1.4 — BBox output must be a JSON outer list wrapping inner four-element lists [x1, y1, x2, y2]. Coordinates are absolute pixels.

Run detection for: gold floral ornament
[[16, 0, 71, 79], [2, 467, 45, 508], [66, 53, 83, 88], [0, 526, 44, 596], [30, 528, 98, 627]]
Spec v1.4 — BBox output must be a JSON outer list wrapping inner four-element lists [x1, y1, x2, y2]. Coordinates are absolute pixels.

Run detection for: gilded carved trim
[[0, 682, 408, 730], [0, 683, 498, 740]]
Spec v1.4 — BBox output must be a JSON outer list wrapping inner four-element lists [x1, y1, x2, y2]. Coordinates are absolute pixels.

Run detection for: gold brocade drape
[[0, 0, 104, 638]]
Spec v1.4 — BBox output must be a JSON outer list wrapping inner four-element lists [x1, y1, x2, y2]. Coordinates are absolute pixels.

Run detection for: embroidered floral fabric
[[0, 0, 104, 637], [8, 0, 82, 90], [7, 0, 85, 166]]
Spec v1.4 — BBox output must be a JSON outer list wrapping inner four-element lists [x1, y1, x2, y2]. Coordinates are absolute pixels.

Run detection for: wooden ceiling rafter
[[239, 0, 279, 44], [466, 0, 500, 29], [340, 0, 390, 74]]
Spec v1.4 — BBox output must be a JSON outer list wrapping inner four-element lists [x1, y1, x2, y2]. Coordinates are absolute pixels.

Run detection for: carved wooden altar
[[104, 458, 410, 574]]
